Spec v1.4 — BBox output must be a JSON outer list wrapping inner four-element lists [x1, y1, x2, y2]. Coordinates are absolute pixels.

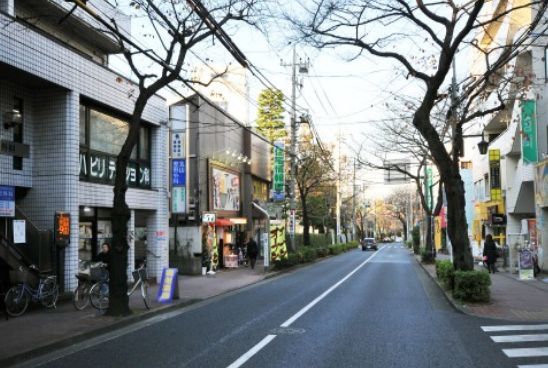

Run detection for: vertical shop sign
[[171, 159, 186, 214], [521, 100, 538, 164], [0, 186, 15, 217], [54, 212, 70, 247], [424, 167, 433, 211], [489, 149, 502, 201], [272, 142, 285, 201], [270, 222, 288, 261]]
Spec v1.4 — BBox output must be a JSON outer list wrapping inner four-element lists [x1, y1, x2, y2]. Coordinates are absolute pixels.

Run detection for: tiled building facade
[[0, 0, 169, 290]]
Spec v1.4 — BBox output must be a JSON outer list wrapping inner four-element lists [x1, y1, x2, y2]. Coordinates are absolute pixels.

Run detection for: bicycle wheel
[[73, 282, 90, 311], [140, 281, 151, 310], [5, 285, 29, 317], [40, 278, 59, 308], [89, 282, 109, 311]]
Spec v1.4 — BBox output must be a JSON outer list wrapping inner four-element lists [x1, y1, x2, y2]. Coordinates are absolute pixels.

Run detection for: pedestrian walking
[[246, 235, 259, 270], [483, 235, 498, 274]]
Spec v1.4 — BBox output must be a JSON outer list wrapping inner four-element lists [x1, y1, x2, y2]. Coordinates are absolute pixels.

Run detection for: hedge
[[453, 270, 491, 302], [435, 260, 455, 290], [274, 241, 358, 270]]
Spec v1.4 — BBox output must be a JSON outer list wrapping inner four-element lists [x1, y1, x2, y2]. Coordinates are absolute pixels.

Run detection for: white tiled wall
[[0, 11, 169, 291]]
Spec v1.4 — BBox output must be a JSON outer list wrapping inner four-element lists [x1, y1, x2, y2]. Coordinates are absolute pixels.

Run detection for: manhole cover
[[269, 327, 306, 335]]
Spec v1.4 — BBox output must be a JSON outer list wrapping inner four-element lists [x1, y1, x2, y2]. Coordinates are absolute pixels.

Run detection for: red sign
[[55, 212, 70, 247]]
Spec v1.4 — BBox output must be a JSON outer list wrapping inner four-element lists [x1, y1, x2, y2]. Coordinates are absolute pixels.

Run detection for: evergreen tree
[[256, 88, 287, 141]]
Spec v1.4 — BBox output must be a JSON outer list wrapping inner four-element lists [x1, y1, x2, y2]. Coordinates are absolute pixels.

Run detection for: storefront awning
[[215, 219, 233, 227], [214, 218, 247, 226]]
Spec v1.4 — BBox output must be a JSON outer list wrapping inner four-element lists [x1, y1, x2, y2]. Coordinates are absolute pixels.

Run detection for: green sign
[[272, 142, 285, 201], [425, 167, 433, 211], [521, 100, 538, 164]]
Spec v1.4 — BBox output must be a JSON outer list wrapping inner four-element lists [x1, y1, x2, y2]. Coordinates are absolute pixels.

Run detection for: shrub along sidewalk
[[274, 241, 359, 270], [418, 255, 548, 321]]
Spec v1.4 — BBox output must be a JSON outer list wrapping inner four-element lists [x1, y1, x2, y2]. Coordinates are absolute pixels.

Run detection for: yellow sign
[[434, 217, 442, 250]]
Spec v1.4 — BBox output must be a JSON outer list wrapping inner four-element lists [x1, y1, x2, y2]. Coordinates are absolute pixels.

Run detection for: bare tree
[[296, 129, 335, 246], [69, 0, 260, 315], [294, 1, 548, 270]]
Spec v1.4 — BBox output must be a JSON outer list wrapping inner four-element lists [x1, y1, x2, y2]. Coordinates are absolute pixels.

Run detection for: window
[[12, 97, 23, 170], [79, 104, 152, 188], [90, 109, 129, 156]]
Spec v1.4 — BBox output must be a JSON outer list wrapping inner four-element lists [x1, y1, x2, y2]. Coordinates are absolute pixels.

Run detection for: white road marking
[[227, 246, 384, 368], [491, 334, 548, 343], [226, 335, 277, 368], [503, 347, 548, 358], [482, 324, 548, 332], [518, 365, 548, 368], [280, 247, 383, 328]]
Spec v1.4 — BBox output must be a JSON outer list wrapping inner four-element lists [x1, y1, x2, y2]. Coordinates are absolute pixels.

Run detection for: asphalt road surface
[[22, 243, 548, 368]]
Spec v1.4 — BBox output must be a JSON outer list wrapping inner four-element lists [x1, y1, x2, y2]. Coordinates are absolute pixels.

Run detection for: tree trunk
[[302, 197, 311, 246], [444, 171, 474, 270], [107, 99, 145, 316]]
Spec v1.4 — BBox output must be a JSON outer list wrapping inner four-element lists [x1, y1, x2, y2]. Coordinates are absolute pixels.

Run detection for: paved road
[[21, 243, 548, 368]]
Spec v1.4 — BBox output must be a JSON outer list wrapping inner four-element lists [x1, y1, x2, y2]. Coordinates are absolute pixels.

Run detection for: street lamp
[[477, 131, 489, 155]]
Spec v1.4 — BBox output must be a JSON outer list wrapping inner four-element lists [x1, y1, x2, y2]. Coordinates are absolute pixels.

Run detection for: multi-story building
[[168, 95, 270, 274], [0, 0, 169, 291], [468, 1, 547, 270]]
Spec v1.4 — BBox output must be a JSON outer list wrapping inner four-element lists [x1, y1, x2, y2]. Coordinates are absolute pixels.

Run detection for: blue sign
[[172, 159, 186, 186], [0, 185, 15, 217], [157, 268, 179, 303]]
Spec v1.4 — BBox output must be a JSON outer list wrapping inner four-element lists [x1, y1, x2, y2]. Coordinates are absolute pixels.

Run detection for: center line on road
[[226, 335, 277, 368], [280, 247, 384, 328], [226, 249, 384, 368]]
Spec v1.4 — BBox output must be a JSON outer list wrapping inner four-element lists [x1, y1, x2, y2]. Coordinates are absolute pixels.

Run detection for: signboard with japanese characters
[[156, 268, 179, 303], [171, 187, 186, 214], [0, 186, 15, 217], [521, 100, 538, 164], [172, 159, 186, 186], [272, 142, 285, 201], [54, 212, 70, 247]]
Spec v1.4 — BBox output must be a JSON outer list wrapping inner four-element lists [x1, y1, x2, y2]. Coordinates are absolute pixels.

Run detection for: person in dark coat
[[246, 235, 259, 270], [93, 242, 111, 281], [483, 235, 498, 273]]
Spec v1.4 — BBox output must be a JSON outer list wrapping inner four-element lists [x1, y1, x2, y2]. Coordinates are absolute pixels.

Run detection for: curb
[[1, 270, 285, 367], [1, 250, 357, 367], [0, 298, 200, 368], [414, 256, 470, 316]]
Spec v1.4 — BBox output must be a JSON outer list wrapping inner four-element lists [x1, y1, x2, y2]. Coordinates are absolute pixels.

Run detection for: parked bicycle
[[73, 261, 105, 311], [89, 259, 150, 311], [4, 265, 59, 317]]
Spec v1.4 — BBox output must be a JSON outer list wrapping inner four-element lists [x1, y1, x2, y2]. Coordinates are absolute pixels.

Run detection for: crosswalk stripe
[[517, 365, 548, 368], [482, 324, 548, 332], [503, 347, 548, 358], [491, 334, 548, 343]]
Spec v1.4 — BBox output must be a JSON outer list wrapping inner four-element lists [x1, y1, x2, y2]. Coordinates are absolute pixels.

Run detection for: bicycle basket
[[132, 268, 147, 283], [90, 268, 105, 281]]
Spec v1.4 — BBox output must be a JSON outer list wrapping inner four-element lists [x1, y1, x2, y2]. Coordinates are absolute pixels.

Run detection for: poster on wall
[[211, 167, 240, 212], [0, 185, 15, 217], [13, 220, 26, 244]]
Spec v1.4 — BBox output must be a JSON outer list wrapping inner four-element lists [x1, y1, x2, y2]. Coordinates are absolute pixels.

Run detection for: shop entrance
[[78, 207, 112, 262]]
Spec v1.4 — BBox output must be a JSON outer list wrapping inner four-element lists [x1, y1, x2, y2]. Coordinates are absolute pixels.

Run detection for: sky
[[103, 0, 478, 200]]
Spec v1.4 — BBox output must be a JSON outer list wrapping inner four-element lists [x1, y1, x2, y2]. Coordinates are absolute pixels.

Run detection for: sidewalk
[[0, 263, 273, 366], [419, 254, 548, 322]]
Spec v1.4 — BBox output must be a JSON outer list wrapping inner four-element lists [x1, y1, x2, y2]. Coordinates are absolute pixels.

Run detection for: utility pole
[[281, 46, 309, 251], [336, 132, 341, 243], [352, 158, 356, 242]]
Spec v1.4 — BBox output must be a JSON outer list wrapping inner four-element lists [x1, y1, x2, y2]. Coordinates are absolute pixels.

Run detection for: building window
[[12, 97, 23, 170], [79, 104, 151, 189], [460, 161, 472, 169]]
